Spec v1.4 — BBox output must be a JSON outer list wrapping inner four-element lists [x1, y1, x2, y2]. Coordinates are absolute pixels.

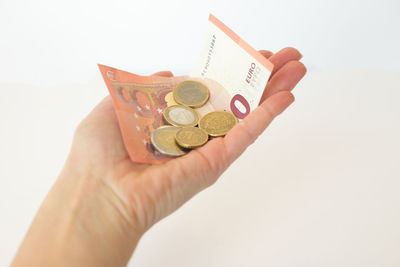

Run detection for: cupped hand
[[70, 47, 306, 232], [12, 47, 306, 267]]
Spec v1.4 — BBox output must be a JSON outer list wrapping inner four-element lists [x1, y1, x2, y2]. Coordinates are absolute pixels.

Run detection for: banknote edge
[[208, 14, 274, 72]]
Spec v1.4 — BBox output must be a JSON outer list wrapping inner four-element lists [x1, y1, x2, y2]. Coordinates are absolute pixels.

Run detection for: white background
[[1, 0, 400, 266]]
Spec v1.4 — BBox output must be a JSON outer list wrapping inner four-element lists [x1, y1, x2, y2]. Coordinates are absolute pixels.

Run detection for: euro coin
[[163, 105, 199, 127], [173, 80, 210, 108], [175, 127, 209, 149], [150, 126, 187, 156], [198, 111, 238, 137]]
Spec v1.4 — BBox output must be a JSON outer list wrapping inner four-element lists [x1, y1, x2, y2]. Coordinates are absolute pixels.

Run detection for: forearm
[[12, 160, 141, 267]]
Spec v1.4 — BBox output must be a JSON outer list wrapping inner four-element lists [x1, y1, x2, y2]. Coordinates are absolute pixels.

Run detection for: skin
[[12, 47, 306, 267]]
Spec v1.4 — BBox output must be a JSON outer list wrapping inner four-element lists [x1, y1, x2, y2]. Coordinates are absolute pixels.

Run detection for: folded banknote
[[99, 14, 274, 164]]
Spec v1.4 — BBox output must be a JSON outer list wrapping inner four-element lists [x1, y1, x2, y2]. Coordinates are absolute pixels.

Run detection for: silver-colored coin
[[163, 105, 199, 127], [150, 126, 187, 156]]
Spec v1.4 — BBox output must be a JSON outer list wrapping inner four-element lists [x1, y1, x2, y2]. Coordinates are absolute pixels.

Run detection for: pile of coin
[[150, 80, 238, 156]]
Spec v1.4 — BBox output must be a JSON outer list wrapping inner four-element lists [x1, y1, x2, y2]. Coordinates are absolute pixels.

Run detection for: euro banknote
[[99, 14, 274, 164], [191, 14, 274, 119], [98, 64, 186, 163]]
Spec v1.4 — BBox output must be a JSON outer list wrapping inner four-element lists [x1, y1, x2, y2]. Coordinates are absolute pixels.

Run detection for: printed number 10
[[230, 94, 250, 119]]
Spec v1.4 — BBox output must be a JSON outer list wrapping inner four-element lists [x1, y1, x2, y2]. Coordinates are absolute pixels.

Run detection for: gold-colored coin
[[150, 126, 187, 156], [175, 127, 209, 149], [173, 80, 210, 108], [164, 92, 178, 107], [163, 105, 199, 127], [198, 111, 238, 137]]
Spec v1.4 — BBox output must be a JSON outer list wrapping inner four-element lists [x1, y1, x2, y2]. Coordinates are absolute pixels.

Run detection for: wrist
[[13, 158, 142, 267]]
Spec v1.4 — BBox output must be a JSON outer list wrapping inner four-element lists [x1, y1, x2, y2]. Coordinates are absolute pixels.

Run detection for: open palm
[[69, 47, 306, 234]]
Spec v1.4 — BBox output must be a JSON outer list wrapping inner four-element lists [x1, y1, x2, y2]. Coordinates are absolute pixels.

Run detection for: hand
[[12, 48, 306, 267]]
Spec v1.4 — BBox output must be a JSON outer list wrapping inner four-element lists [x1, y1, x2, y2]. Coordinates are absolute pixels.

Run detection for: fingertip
[[282, 90, 295, 105], [291, 60, 307, 76], [268, 47, 304, 78], [277, 90, 295, 110], [279, 47, 303, 60], [276, 61, 307, 87], [151, 71, 174, 77], [259, 50, 273, 58], [260, 90, 295, 117]]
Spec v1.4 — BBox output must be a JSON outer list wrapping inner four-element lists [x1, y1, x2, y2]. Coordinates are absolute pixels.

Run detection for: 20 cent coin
[[198, 111, 238, 137]]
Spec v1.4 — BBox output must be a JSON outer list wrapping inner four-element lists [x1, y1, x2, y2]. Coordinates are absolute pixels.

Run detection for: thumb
[[151, 71, 174, 77]]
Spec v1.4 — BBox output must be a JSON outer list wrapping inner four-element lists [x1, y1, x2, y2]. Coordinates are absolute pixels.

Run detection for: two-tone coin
[[163, 105, 199, 127], [150, 126, 187, 156], [175, 127, 209, 149], [198, 111, 238, 137], [173, 80, 210, 108]]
